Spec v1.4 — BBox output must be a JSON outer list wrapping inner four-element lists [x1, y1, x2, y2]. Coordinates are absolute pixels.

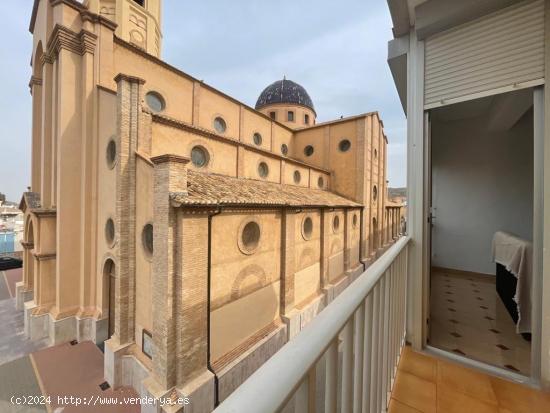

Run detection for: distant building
[[0, 199, 24, 255]]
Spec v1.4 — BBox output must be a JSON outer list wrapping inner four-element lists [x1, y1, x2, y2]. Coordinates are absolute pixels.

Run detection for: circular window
[[145, 92, 165, 113], [258, 162, 269, 178], [106, 139, 117, 169], [213, 117, 227, 134], [318, 176, 324, 188], [105, 218, 115, 246], [240, 221, 261, 254], [353, 213, 358, 228], [281, 144, 289, 156], [191, 146, 209, 168], [253, 133, 262, 146], [302, 216, 313, 240], [339, 139, 351, 152], [304, 145, 314, 157], [373, 185, 378, 201], [333, 215, 340, 232], [142, 224, 153, 256], [293, 170, 301, 184]]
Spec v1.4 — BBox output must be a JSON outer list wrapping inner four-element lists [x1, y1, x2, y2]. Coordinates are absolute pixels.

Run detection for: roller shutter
[[424, 0, 545, 108]]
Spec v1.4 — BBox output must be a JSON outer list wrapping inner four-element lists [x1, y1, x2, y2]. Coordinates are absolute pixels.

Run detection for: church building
[[18, 0, 401, 411]]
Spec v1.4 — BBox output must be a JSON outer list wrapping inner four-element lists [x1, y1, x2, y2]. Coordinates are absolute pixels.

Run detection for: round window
[[353, 213, 358, 228], [339, 139, 351, 152], [142, 224, 153, 256], [105, 218, 115, 246], [258, 162, 269, 178], [213, 117, 227, 134], [241, 221, 261, 254], [318, 176, 324, 188], [373, 185, 378, 201], [281, 144, 289, 156], [191, 146, 209, 168], [253, 133, 262, 146], [333, 215, 340, 232], [304, 145, 314, 157], [302, 216, 313, 240], [106, 139, 117, 169], [145, 92, 165, 113], [293, 170, 301, 184]]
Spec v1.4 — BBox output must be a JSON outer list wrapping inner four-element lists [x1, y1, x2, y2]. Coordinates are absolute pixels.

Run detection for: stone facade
[[21, 1, 403, 411]]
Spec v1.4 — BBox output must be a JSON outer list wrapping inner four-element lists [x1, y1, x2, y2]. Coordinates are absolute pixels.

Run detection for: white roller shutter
[[424, 0, 545, 109]]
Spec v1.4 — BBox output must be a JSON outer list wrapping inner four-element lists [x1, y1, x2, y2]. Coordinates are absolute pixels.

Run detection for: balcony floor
[[389, 346, 550, 412], [429, 269, 530, 375]]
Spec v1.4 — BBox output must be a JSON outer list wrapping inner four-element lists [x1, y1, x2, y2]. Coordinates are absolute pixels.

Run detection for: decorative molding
[[21, 242, 35, 250], [34, 252, 57, 261], [150, 154, 191, 165], [32, 208, 57, 217], [114, 73, 146, 85], [46, 24, 98, 60], [80, 10, 118, 31], [29, 76, 43, 88]]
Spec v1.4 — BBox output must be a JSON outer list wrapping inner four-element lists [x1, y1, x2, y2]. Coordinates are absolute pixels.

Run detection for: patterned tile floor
[[429, 269, 530, 375]]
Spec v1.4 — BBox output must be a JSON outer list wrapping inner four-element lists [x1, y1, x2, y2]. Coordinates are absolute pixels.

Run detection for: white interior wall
[[431, 108, 533, 275]]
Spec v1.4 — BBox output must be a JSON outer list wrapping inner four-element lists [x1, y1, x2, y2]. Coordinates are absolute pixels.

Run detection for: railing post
[[325, 339, 338, 413], [369, 283, 380, 413], [353, 304, 365, 413], [362, 293, 374, 412]]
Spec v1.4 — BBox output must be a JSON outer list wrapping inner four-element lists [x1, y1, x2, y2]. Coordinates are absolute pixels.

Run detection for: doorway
[[426, 88, 536, 377]]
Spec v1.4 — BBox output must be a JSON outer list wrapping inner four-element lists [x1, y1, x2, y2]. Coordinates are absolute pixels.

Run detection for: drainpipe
[[207, 204, 222, 407], [359, 207, 367, 272]]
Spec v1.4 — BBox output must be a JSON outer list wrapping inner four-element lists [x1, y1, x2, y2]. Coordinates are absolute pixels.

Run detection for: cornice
[[46, 24, 98, 58], [34, 252, 56, 261], [32, 208, 57, 217]]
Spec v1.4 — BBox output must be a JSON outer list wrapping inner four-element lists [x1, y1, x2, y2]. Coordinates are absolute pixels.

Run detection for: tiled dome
[[255, 78, 315, 114]]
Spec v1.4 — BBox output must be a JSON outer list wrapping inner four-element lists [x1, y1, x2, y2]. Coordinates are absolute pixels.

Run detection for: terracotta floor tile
[[437, 386, 498, 413], [388, 398, 423, 413], [490, 377, 550, 413], [398, 347, 437, 382], [392, 371, 436, 413], [437, 359, 497, 405]]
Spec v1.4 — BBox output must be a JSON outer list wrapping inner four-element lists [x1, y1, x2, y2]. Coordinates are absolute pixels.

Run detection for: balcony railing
[[214, 235, 410, 413]]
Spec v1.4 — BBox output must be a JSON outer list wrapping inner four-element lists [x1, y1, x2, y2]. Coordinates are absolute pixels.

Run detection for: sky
[[0, 0, 406, 203]]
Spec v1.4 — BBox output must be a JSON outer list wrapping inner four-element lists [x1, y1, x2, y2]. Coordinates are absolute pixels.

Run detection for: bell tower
[[86, 0, 163, 57]]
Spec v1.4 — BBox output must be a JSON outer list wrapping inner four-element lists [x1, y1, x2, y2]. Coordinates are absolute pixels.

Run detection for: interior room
[[428, 88, 534, 376]]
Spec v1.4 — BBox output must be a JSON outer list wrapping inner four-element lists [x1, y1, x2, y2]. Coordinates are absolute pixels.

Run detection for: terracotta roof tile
[[171, 171, 360, 208]]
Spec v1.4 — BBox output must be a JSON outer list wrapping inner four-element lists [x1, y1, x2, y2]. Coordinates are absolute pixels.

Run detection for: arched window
[[293, 170, 301, 184]]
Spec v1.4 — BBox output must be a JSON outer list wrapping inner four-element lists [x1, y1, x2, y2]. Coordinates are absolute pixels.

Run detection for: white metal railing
[[214, 236, 410, 413]]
